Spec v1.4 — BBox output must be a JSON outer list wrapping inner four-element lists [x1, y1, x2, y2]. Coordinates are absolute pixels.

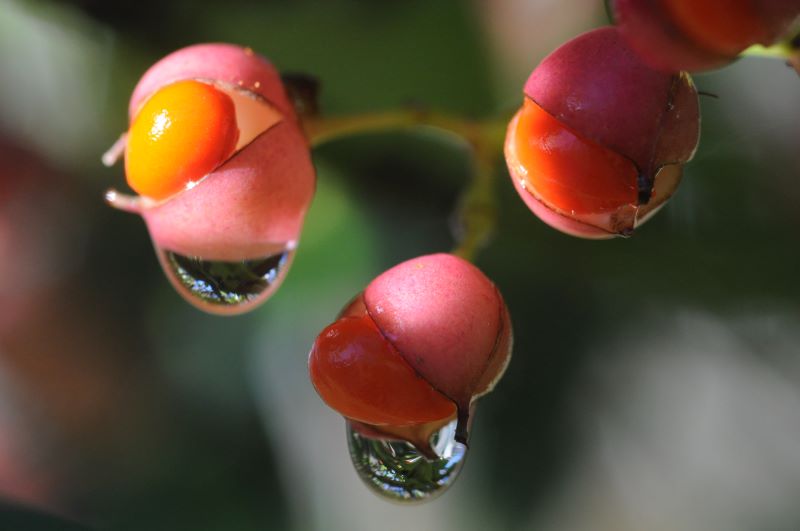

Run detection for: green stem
[[742, 43, 796, 59], [603, 0, 615, 25], [303, 109, 509, 262], [741, 27, 800, 72]]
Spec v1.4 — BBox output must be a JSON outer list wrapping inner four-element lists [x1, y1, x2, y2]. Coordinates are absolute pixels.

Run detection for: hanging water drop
[[347, 419, 467, 503], [158, 248, 293, 315]]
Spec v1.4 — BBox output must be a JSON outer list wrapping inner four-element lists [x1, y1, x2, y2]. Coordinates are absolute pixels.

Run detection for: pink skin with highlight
[[364, 253, 512, 441], [129, 43, 296, 120], [108, 43, 315, 261]]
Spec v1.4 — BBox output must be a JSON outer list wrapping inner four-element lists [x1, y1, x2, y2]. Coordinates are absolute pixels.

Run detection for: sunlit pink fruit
[[103, 43, 315, 314], [309, 253, 512, 450]]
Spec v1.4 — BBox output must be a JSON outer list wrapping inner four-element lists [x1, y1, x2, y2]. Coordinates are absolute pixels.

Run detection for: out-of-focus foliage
[[0, 0, 799, 529]]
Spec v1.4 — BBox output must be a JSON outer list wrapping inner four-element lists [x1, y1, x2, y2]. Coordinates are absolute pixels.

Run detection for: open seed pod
[[308, 253, 512, 453], [505, 27, 700, 239], [104, 43, 315, 314]]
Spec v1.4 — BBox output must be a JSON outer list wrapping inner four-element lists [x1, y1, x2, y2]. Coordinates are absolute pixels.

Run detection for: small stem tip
[[104, 188, 143, 214], [102, 133, 127, 167], [454, 406, 470, 446]]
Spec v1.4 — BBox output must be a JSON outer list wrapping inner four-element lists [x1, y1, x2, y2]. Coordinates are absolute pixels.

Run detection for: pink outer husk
[[129, 43, 295, 121], [363, 253, 511, 411], [523, 26, 699, 177], [614, 0, 731, 72], [141, 120, 315, 260]]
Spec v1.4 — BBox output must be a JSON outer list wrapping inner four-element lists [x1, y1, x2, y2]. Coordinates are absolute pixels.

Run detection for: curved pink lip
[[129, 43, 295, 122]]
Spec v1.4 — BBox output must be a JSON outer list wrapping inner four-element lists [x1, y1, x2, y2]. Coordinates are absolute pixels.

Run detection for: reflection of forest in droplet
[[159, 249, 292, 314], [347, 419, 467, 503]]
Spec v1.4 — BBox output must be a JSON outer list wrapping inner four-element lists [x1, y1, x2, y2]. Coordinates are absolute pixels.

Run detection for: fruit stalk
[[303, 109, 508, 262]]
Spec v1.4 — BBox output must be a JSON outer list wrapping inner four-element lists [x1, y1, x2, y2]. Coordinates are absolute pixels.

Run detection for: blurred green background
[[1, 0, 799, 529]]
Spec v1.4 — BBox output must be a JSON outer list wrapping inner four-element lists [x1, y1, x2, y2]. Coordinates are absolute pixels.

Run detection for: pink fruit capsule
[[505, 27, 700, 238], [309, 253, 512, 450], [103, 44, 315, 314]]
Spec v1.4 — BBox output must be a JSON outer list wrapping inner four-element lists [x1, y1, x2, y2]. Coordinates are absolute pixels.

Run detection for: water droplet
[[347, 419, 467, 503], [158, 248, 293, 315]]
